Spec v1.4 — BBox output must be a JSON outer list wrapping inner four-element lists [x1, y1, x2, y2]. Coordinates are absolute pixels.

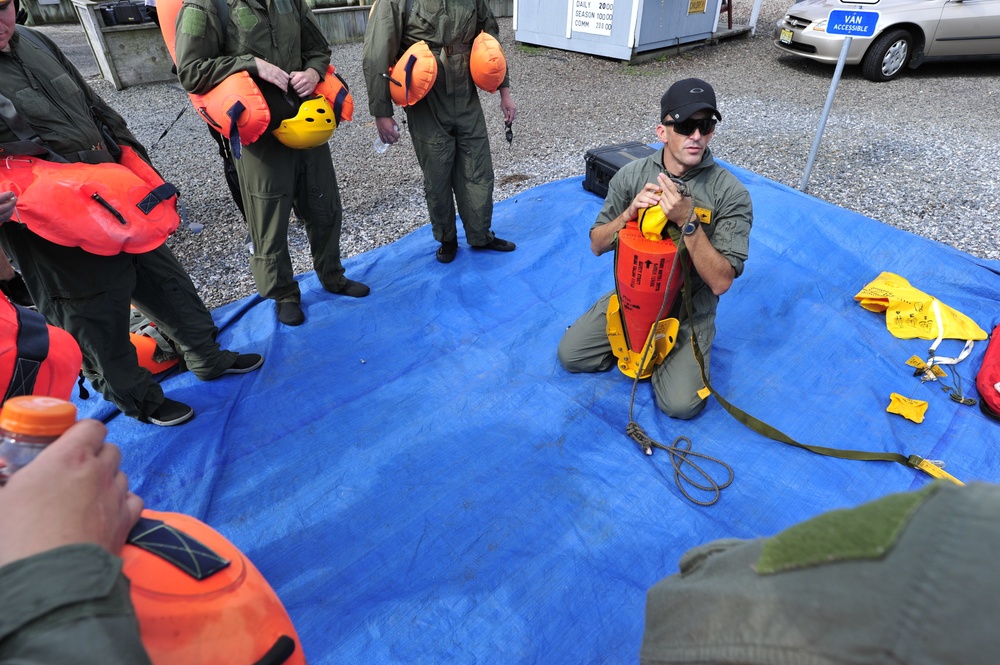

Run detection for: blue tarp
[[76, 161, 1000, 664]]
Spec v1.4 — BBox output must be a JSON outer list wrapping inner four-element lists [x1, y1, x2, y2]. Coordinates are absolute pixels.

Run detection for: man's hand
[[288, 68, 320, 98], [499, 87, 517, 123], [0, 191, 16, 224], [0, 420, 144, 568], [254, 57, 290, 92], [589, 182, 663, 256], [656, 173, 695, 225], [375, 116, 400, 145]]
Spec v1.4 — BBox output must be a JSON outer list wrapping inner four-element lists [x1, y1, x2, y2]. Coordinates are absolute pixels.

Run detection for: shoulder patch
[[756, 482, 940, 575], [179, 6, 208, 38], [234, 5, 258, 29]]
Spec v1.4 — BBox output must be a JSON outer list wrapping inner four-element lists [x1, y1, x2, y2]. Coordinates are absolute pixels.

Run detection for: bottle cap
[[0, 396, 77, 437]]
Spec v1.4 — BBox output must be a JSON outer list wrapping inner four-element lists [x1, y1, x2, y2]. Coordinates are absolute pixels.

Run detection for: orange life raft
[[123, 509, 306, 665], [606, 208, 686, 379]]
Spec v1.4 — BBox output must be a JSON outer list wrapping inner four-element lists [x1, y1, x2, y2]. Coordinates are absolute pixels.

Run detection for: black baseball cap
[[660, 78, 721, 124]]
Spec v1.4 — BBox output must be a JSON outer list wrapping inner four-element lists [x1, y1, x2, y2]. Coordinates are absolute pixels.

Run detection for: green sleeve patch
[[756, 482, 940, 575], [179, 6, 208, 37], [234, 6, 258, 30]]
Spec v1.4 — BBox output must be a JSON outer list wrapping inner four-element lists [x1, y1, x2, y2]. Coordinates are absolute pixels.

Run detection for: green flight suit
[[557, 148, 752, 419], [362, 0, 510, 246], [174, 0, 348, 303], [0, 545, 152, 664], [0, 28, 236, 420], [641, 482, 1000, 664]]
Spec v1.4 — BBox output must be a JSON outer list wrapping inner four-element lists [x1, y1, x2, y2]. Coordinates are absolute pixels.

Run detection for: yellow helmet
[[272, 96, 336, 149]]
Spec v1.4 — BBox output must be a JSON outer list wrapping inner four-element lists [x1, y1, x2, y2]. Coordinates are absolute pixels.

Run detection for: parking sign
[[826, 10, 879, 37]]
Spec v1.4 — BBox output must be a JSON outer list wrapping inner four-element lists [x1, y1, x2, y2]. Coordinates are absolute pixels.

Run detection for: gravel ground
[[53, 2, 1000, 309]]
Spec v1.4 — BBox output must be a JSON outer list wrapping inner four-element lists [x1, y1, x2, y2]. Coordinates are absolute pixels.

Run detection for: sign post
[[799, 7, 880, 192]]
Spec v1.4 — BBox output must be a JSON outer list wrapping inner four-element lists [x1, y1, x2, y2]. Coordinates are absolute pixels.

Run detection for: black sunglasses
[[663, 117, 717, 136]]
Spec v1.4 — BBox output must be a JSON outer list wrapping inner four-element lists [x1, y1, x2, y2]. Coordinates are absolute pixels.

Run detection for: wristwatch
[[681, 217, 700, 236]]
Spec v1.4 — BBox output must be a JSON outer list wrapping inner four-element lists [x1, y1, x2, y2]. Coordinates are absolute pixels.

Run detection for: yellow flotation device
[[605, 205, 686, 379], [470, 31, 506, 94], [855, 272, 987, 342], [389, 40, 438, 107]]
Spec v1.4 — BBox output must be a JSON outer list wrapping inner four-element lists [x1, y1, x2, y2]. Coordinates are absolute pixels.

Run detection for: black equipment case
[[582, 142, 657, 199], [99, 0, 147, 26]]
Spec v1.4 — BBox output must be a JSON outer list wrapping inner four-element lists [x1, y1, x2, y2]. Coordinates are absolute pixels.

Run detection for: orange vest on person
[[0, 296, 82, 404], [0, 146, 180, 256], [156, 0, 353, 150], [123, 509, 307, 665], [469, 31, 506, 94], [389, 40, 438, 107]]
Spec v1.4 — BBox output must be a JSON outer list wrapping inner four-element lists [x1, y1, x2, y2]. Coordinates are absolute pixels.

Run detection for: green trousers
[[235, 132, 346, 303], [0, 227, 235, 419], [557, 291, 714, 419], [404, 75, 496, 247]]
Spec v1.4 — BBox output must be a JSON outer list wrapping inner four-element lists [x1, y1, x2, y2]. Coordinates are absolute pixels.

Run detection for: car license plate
[[780, 28, 793, 44]]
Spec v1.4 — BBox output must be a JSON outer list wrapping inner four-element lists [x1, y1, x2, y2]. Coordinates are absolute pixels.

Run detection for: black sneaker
[[147, 398, 194, 427], [471, 237, 516, 252], [276, 301, 305, 326], [223, 353, 264, 374], [436, 240, 458, 263], [330, 278, 370, 298]]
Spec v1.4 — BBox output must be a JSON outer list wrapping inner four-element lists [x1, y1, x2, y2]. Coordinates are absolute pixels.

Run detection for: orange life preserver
[[0, 297, 82, 404], [389, 40, 438, 107], [123, 509, 307, 665], [469, 31, 506, 94], [314, 65, 354, 125], [156, 0, 270, 150], [606, 207, 686, 379], [0, 146, 180, 256], [189, 72, 272, 149]]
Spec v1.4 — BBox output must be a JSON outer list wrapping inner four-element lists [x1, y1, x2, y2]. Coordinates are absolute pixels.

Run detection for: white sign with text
[[572, 0, 614, 36]]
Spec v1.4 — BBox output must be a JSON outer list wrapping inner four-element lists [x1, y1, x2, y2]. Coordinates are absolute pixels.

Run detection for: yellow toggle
[[913, 458, 964, 485]]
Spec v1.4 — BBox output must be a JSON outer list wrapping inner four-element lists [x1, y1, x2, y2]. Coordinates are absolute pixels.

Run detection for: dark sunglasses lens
[[674, 119, 716, 135]]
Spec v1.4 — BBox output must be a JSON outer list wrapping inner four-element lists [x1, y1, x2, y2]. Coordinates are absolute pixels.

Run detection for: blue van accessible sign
[[826, 10, 879, 36]]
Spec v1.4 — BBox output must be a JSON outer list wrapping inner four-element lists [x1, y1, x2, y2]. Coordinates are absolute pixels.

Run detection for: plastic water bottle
[[372, 123, 400, 154], [0, 396, 77, 485]]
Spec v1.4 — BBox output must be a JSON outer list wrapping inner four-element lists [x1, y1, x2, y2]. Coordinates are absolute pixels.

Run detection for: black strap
[[0, 94, 67, 163], [251, 636, 296, 665], [214, 0, 229, 49], [5, 301, 49, 402], [137, 182, 180, 215], [126, 516, 231, 580]]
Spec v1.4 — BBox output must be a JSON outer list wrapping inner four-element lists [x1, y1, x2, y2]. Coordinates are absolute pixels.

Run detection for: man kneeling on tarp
[[558, 78, 752, 419]]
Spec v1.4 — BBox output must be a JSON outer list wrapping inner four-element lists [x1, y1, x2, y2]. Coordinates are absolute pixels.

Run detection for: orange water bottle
[[0, 395, 77, 485]]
